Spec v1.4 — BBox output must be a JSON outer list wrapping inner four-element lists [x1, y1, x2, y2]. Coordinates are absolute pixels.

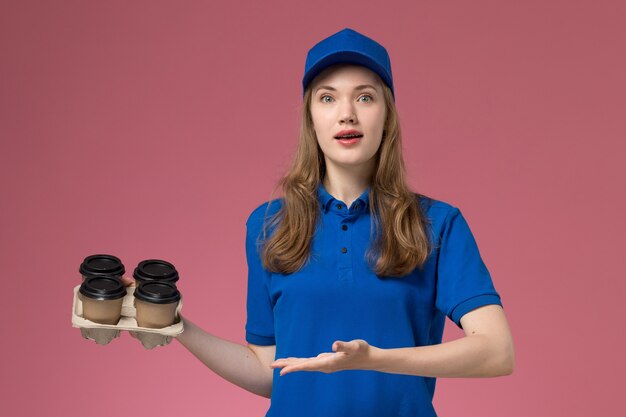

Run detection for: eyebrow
[[315, 84, 379, 94]]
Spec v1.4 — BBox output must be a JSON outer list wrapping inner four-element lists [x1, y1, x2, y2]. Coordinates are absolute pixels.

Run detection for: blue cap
[[302, 28, 395, 101]]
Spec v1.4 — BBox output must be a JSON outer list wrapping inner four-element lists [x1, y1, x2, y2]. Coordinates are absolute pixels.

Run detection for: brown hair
[[258, 81, 433, 278]]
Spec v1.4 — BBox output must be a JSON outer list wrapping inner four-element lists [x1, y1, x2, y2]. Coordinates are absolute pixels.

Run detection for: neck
[[322, 163, 372, 208]]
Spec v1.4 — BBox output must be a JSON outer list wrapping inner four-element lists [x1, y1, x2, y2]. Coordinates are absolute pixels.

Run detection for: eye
[[359, 94, 373, 102], [320, 95, 334, 103]]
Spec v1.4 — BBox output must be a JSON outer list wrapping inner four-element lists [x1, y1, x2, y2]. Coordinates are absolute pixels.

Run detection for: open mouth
[[334, 134, 363, 140]]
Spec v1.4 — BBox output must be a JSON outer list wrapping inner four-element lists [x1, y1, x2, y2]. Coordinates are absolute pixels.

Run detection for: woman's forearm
[[175, 315, 272, 398], [369, 334, 514, 378]]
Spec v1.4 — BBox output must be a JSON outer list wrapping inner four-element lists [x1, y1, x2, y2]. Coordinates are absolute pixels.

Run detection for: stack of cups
[[78, 255, 127, 325], [132, 259, 181, 328]]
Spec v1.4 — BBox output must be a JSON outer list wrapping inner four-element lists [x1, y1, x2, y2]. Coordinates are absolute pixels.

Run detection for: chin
[[328, 156, 370, 168]]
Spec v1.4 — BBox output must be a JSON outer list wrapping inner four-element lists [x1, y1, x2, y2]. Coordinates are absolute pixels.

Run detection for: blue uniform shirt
[[245, 182, 503, 417]]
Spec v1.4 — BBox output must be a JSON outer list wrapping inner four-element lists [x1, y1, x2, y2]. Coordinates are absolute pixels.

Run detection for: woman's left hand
[[270, 339, 376, 376]]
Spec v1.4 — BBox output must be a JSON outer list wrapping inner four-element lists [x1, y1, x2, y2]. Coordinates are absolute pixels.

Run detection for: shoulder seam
[[246, 198, 282, 226]]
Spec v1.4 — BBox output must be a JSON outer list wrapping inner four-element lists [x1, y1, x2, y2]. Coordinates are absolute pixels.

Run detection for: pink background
[[1, 1, 624, 416]]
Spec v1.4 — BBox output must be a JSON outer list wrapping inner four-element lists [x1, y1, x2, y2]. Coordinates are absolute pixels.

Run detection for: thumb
[[120, 275, 135, 287], [332, 341, 348, 352]]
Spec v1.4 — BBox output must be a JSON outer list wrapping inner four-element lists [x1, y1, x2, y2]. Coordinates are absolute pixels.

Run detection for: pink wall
[[1, 1, 624, 416]]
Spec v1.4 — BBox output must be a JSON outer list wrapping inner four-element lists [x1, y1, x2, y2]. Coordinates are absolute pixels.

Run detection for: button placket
[[338, 215, 354, 283], [339, 216, 350, 258]]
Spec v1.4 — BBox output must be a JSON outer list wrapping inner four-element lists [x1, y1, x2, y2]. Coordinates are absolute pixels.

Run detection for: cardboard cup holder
[[71, 284, 184, 349]]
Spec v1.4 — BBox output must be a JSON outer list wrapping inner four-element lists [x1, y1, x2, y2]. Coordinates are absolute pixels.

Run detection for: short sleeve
[[244, 214, 276, 345], [435, 207, 503, 330]]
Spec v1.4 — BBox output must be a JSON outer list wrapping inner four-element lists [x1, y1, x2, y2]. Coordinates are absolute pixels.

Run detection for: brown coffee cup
[[79, 276, 126, 325], [79, 254, 125, 282], [134, 282, 181, 328]]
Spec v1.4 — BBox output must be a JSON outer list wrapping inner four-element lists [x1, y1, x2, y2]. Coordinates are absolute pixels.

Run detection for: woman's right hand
[[120, 275, 135, 287]]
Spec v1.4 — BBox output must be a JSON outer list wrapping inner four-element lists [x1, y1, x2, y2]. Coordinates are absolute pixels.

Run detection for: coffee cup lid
[[134, 281, 181, 304], [79, 276, 127, 300], [79, 254, 125, 278], [133, 259, 179, 283]]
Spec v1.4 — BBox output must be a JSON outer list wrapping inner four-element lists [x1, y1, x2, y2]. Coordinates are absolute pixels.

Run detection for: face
[[309, 64, 387, 173]]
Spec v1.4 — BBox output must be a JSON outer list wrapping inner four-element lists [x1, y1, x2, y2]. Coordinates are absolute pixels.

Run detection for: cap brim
[[302, 51, 394, 98]]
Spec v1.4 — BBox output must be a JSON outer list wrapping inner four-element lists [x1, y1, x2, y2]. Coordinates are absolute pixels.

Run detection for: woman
[[124, 27, 514, 417]]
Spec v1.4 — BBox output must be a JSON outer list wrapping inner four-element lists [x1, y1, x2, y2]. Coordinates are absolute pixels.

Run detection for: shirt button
[[336, 203, 342, 209], [342, 224, 348, 231], [341, 247, 347, 253]]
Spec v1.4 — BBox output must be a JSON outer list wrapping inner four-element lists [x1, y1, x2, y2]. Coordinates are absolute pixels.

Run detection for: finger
[[338, 340, 360, 352], [272, 356, 309, 366], [120, 275, 135, 287], [274, 361, 293, 373], [271, 359, 293, 368], [280, 367, 298, 376], [280, 358, 326, 375], [280, 364, 304, 376], [283, 358, 311, 369], [333, 341, 350, 351]]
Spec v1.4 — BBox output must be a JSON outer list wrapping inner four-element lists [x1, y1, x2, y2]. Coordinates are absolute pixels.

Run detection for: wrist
[[367, 345, 385, 371]]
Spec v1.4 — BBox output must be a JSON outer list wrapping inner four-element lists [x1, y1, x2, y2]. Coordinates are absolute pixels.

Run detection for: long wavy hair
[[259, 78, 434, 278]]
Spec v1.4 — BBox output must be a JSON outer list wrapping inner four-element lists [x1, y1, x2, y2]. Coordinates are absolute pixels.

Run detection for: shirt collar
[[317, 182, 370, 214]]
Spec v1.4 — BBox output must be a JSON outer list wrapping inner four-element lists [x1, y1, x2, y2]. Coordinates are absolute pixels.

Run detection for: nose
[[339, 100, 357, 124]]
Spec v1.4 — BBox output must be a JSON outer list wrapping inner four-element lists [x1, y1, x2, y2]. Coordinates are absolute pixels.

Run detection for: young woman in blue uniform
[[125, 27, 514, 417]]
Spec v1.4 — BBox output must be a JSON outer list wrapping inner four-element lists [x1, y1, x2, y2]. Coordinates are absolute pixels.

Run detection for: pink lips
[[334, 129, 363, 139], [337, 137, 360, 145]]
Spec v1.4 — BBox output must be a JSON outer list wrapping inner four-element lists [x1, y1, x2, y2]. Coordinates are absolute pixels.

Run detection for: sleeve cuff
[[246, 331, 276, 346], [449, 294, 503, 330]]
